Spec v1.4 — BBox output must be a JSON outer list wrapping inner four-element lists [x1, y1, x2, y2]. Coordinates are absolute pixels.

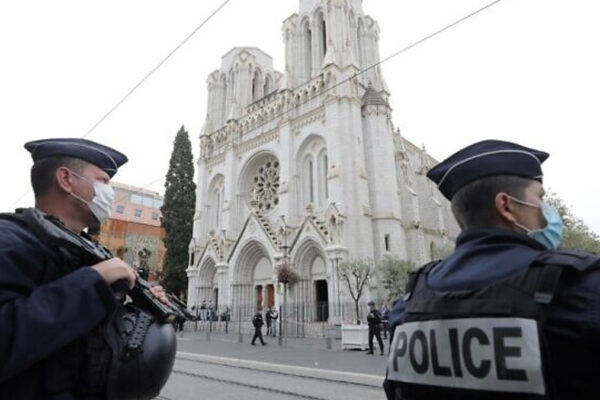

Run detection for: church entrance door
[[266, 284, 275, 308], [255, 285, 263, 310], [315, 279, 328, 322]]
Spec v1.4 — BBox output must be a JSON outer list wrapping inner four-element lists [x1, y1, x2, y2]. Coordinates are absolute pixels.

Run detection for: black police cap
[[24, 138, 128, 178], [426, 139, 549, 201]]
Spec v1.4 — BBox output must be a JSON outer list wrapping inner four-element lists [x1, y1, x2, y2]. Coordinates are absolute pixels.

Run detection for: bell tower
[[283, 0, 385, 90]]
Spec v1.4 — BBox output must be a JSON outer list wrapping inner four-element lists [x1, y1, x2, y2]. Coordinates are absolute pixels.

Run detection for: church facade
[[186, 0, 459, 322]]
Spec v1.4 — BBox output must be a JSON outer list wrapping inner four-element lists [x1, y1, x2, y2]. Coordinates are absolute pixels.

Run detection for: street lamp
[[279, 215, 290, 345]]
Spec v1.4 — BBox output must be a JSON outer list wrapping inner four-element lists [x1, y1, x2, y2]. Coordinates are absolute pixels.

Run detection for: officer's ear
[[494, 192, 520, 226], [54, 166, 76, 195]]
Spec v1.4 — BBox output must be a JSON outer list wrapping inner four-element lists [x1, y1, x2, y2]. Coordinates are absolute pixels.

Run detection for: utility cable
[[83, 0, 231, 138], [8, 1, 230, 209]]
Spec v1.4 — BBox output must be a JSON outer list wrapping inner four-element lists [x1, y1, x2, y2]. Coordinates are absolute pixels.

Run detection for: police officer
[[366, 301, 384, 355], [384, 140, 600, 400], [251, 308, 267, 346], [0, 138, 169, 399]]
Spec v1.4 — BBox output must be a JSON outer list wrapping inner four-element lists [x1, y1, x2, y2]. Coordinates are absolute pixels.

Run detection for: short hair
[[450, 175, 532, 230], [30, 157, 88, 199]]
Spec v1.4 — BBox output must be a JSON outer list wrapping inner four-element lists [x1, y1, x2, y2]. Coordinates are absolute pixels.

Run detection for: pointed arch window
[[303, 21, 312, 81], [252, 69, 263, 102], [302, 155, 315, 205], [220, 74, 228, 125], [321, 19, 327, 57], [357, 22, 365, 70], [215, 191, 221, 228], [264, 75, 272, 96], [316, 13, 327, 67], [318, 150, 328, 207], [309, 161, 314, 203]]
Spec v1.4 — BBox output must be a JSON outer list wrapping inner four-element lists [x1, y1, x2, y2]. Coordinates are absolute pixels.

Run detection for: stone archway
[[292, 239, 329, 322], [197, 257, 217, 316], [231, 240, 273, 318]]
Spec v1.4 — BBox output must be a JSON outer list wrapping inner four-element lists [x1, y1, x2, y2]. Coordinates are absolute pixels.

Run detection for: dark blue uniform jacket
[[0, 218, 116, 399], [386, 228, 600, 398]]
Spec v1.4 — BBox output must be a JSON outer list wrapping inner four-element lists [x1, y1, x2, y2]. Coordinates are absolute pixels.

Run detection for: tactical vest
[[0, 209, 177, 400], [386, 250, 600, 400]]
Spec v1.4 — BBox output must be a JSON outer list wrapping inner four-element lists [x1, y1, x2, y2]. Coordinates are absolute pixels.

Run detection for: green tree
[[378, 255, 415, 303], [546, 191, 600, 253], [160, 126, 196, 296], [337, 258, 373, 324]]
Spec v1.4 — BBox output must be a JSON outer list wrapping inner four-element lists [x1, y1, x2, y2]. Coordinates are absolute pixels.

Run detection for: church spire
[[285, 0, 384, 89]]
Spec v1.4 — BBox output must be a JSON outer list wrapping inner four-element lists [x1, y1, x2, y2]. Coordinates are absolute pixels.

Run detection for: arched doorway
[[197, 257, 217, 306], [232, 240, 273, 319], [293, 240, 329, 322]]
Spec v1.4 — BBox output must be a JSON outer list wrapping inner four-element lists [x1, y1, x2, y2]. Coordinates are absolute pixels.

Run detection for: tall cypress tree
[[160, 126, 196, 297]]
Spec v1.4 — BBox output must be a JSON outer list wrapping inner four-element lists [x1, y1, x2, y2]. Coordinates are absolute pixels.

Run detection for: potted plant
[[337, 258, 373, 350]]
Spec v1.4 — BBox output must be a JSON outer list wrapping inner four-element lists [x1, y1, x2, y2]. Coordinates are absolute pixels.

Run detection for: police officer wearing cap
[[384, 140, 600, 400], [0, 138, 170, 399]]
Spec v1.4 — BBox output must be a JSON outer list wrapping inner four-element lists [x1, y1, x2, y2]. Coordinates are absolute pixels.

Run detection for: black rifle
[[17, 208, 184, 323], [167, 295, 196, 321]]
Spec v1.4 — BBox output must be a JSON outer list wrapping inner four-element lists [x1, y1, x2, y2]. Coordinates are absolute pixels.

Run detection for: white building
[[187, 0, 459, 322]]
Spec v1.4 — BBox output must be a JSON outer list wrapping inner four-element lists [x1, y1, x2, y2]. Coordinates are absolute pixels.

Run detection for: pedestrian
[[381, 303, 390, 340], [384, 140, 600, 400], [366, 301, 384, 355], [269, 307, 278, 337], [200, 299, 207, 321], [265, 307, 278, 337], [0, 138, 171, 399], [251, 308, 266, 345]]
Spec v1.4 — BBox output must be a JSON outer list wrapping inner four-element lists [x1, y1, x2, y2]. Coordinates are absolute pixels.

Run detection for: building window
[[384, 234, 391, 252], [318, 151, 328, 207], [249, 158, 280, 212], [308, 161, 314, 203], [151, 212, 159, 221], [116, 205, 125, 214], [134, 209, 142, 218], [215, 191, 221, 228], [131, 194, 142, 205]]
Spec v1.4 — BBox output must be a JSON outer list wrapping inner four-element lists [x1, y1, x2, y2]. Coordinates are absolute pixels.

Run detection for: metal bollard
[[325, 337, 332, 350], [206, 330, 211, 342], [238, 332, 243, 343]]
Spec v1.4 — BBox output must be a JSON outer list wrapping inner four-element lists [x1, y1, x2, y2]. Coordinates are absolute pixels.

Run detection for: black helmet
[[104, 304, 177, 400]]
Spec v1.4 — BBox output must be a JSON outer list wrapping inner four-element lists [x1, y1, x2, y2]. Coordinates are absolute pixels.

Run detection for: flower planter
[[341, 324, 369, 350]]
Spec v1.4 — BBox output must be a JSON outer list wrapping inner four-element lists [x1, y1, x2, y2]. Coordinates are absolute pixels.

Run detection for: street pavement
[[157, 330, 389, 400]]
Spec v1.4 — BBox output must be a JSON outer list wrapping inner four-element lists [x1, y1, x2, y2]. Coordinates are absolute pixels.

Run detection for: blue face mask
[[509, 196, 564, 250]]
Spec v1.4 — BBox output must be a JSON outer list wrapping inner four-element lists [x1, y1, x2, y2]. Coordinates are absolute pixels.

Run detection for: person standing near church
[[367, 301, 384, 355], [251, 308, 266, 346]]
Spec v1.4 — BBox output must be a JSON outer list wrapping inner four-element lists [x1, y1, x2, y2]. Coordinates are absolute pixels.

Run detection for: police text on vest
[[387, 318, 545, 395]]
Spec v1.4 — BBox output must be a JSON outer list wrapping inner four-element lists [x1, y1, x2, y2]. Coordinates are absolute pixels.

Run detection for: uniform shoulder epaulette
[[534, 249, 600, 272]]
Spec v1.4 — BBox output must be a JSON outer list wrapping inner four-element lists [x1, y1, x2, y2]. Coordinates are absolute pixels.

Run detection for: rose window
[[249, 158, 280, 212]]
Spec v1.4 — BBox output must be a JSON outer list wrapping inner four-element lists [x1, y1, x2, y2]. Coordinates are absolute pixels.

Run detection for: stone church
[[186, 0, 459, 322]]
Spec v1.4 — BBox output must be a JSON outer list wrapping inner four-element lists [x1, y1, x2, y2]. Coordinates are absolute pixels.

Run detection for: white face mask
[[69, 170, 114, 224]]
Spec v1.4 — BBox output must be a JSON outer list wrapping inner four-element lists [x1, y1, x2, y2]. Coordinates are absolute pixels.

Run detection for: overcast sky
[[1, 0, 599, 233]]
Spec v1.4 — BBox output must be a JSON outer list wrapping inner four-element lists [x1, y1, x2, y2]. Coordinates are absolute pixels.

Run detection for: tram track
[[170, 368, 333, 400], [176, 352, 382, 389], [157, 353, 385, 400]]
